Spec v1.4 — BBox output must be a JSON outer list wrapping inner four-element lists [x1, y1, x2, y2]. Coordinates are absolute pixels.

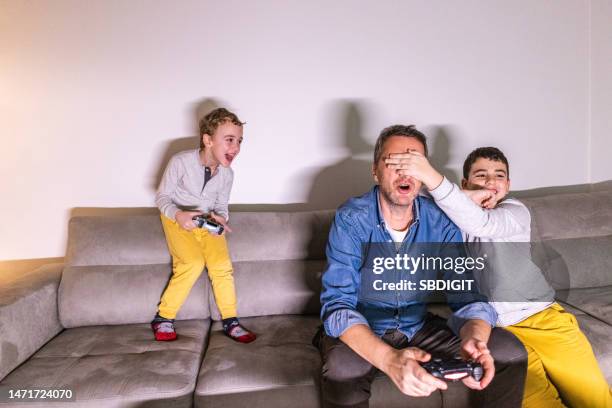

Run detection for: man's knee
[[323, 341, 374, 382], [488, 327, 527, 365], [321, 343, 374, 407]]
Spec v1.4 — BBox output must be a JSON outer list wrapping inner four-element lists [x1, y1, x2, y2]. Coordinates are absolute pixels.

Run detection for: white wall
[[591, 0, 612, 182], [0, 0, 606, 260]]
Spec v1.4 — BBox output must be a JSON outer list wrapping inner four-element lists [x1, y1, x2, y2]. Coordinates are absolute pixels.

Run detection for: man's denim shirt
[[320, 186, 497, 339]]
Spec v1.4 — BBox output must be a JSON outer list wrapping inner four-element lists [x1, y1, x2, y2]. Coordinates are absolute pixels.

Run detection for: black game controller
[[421, 357, 483, 382], [192, 214, 224, 235]]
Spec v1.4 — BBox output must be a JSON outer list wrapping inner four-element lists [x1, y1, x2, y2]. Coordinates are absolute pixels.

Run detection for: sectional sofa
[[1, 182, 611, 407]]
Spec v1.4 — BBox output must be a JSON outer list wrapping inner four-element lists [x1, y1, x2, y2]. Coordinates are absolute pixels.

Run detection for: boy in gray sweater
[[152, 108, 255, 344], [385, 146, 611, 407]]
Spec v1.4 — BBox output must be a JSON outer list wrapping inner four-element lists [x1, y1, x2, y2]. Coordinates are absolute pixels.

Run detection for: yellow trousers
[[505, 303, 612, 408], [157, 215, 237, 320]]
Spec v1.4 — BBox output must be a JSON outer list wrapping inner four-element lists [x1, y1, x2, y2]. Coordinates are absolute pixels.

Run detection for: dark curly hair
[[462, 147, 509, 179]]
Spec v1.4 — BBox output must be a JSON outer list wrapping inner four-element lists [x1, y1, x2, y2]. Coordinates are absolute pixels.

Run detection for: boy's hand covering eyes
[[385, 151, 443, 190]]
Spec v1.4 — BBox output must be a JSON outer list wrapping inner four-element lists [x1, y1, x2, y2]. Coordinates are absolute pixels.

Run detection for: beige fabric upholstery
[[195, 315, 321, 408], [522, 191, 612, 241], [225, 211, 334, 262], [0, 320, 209, 407], [59, 216, 210, 327], [208, 260, 325, 321], [0, 263, 63, 382], [65, 216, 171, 266], [3, 181, 612, 406], [59, 264, 210, 328]]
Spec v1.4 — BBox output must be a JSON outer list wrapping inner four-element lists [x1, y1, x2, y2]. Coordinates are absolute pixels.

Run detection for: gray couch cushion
[[59, 264, 210, 328], [66, 211, 335, 266], [208, 260, 325, 320], [556, 285, 612, 326], [522, 190, 612, 241], [226, 211, 334, 262], [59, 211, 336, 326], [0, 264, 63, 382], [522, 191, 612, 291], [66, 216, 171, 266], [195, 315, 321, 408], [195, 315, 473, 408], [0, 320, 209, 407], [536, 235, 612, 289], [61, 215, 210, 327]]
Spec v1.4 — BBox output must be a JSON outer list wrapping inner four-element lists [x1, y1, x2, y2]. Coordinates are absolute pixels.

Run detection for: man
[[316, 125, 527, 408]]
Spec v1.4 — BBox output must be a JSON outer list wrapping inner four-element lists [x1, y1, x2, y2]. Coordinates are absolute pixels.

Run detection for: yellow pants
[[505, 303, 612, 408], [157, 215, 237, 320]]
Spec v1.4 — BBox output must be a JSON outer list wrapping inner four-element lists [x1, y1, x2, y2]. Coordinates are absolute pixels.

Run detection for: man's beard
[[379, 184, 415, 209]]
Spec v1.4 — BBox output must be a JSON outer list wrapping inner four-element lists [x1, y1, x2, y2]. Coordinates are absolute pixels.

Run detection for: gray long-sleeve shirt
[[155, 149, 233, 221], [430, 177, 555, 326]]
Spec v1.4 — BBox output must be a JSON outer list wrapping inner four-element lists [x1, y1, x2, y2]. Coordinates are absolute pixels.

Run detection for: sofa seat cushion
[[195, 315, 473, 408], [556, 285, 612, 325], [0, 320, 209, 407], [557, 301, 612, 383], [194, 315, 321, 408]]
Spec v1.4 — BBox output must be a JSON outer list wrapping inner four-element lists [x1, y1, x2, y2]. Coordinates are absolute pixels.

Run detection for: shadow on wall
[[231, 102, 463, 212], [149, 98, 222, 192], [304, 100, 376, 210], [124, 94, 612, 215], [428, 126, 461, 187], [301, 106, 462, 211]]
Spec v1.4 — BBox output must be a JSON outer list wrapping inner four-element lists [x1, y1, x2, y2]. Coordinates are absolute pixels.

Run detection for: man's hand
[[381, 347, 448, 397], [175, 210, 203, 231], [209, 211, 232, 235], [462, 189, 497, 209], [459, 321, 495, 390], [385, 151, 444, 191]]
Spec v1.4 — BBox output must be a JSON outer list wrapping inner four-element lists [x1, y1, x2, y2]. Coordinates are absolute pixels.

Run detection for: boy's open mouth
[[225, 154, 235, 163]]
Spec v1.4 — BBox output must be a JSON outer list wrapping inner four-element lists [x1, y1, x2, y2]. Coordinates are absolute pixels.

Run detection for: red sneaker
[[225, 321, 256, 343], [152, 321, 177, 341]]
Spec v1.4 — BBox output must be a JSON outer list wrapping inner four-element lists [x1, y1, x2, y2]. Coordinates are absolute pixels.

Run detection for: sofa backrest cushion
[[65, 215, 171, 266], [59, 215, 209, 327], [60, 211, 335, 326], [208, 259, 325, 320], [522, 190, 612, 289], [225, 211, 334, 262]]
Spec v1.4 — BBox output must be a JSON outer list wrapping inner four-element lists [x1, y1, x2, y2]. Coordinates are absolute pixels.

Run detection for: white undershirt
[[386, 226, 409, 249]]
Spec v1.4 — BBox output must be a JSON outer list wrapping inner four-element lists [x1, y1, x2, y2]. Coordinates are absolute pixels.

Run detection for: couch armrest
[[0, 263, 64, 381]]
